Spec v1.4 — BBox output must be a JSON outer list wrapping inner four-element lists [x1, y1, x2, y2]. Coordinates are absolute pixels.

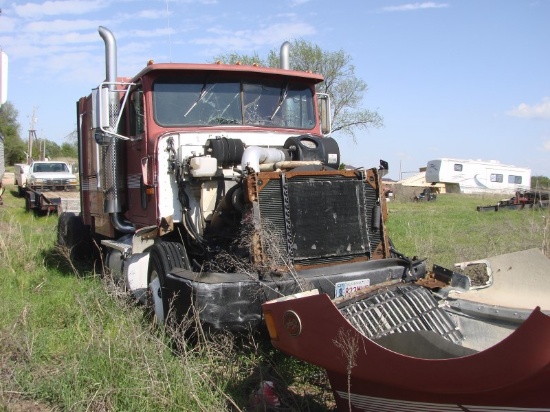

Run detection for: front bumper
[[164, 258, 426, 332], [29, 184, 78, 191]]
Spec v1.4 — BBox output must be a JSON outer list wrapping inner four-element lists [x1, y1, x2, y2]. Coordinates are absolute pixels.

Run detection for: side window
[[129, 88, 145, 136], [490, 174, 503, 183], [454, 163, 463, 172], [508, 175, 522, 184]]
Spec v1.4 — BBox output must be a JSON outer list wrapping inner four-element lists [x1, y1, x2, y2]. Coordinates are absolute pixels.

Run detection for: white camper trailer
[[425, 158, 531, 194]]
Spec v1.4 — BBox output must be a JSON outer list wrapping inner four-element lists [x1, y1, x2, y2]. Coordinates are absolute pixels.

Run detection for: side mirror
[[317, 93, 332, 136], [92, 86, 111, 130], [91, 81, 135, 141]]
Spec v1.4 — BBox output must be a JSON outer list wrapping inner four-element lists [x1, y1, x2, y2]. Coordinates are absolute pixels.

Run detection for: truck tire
[[148, 241, 190, 323], [57, 212, 91, 261], [57, 212, 82, 248]]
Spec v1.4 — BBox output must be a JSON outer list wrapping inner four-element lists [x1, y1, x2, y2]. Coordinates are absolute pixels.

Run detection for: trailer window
[[454, 163, 463, 172], [508, 175, 522, 184], [490, 173, 503, 183]]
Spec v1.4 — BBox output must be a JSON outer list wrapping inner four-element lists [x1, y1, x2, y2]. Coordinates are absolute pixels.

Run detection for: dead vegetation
[[455, 263, 490, 287], [208, 222, 314, 295]]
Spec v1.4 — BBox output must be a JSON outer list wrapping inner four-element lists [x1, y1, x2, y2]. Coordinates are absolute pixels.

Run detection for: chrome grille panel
[[338, 284, 463, 344]]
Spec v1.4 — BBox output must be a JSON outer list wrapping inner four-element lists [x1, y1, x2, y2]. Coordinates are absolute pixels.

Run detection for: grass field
[[0, 183, 548, 411], [386, 187, 549, 268]]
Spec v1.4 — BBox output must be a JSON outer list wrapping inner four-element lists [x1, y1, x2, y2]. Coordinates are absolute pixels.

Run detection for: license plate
[[335, 279, 371, 298]]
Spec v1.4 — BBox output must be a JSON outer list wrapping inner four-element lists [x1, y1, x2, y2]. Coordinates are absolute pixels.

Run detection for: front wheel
[[148, 240, 190, 323]]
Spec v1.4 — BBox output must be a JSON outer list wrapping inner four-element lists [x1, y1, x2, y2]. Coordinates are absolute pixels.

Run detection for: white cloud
[[24, 19, 106, 33], [39, 31, 104, 46], [382, 2, 449, 12], [13, 0, 107, 19], [128, 28, 175, 39], [290, 0, 312, 6], [136, 9, 167, 19], [116, 9, 169, 20], [507, 97, 550, 119], [191, 22, 316, 51], [0, 16, 18, 32]]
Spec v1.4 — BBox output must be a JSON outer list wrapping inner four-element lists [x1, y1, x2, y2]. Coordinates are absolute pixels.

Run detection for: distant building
[[425, 158, 530, 195]]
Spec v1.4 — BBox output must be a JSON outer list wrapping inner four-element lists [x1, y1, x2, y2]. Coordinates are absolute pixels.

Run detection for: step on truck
[[60, 26, 426, 332]]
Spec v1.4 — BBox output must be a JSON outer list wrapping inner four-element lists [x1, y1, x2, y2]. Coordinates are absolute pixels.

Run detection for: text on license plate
[[335, 279, 371, 298]]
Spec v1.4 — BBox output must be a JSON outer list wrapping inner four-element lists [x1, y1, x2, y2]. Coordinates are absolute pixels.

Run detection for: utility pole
[[27, 108, 38, 163], [40, 129, 46, 160]]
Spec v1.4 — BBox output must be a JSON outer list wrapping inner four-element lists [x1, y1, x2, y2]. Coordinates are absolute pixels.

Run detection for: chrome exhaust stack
[[280, 41, 290, 70], [98, 26, 134, 233]]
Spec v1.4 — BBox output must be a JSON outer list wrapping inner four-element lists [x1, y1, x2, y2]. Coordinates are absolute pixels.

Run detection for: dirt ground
[[2, 172, 14, 187]]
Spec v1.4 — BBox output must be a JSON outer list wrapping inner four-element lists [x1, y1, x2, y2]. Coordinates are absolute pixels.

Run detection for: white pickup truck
[[14, 163, 30, 196], [15, 160, 80, 214]]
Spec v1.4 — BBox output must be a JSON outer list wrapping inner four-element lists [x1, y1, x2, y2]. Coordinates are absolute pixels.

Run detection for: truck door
[[124, 86, 152, 221]]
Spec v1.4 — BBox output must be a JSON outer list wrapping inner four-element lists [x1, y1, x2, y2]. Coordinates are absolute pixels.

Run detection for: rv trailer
[[425, 158, 530, 195]]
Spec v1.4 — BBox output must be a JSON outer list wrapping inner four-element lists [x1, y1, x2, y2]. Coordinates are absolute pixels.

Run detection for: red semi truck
[[59, 26, 426, 332]]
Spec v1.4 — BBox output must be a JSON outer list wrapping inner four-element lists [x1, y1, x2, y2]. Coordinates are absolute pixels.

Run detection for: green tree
[[45, 140, 61, 159], [27, 138, 59, 160], [0, 102, 25, 164], [532, 175, 550, 189], [213, 51, 264, 66], [214, 40, 383, 141], [60, 142, 78, 158], [29, 138, 78, 160]]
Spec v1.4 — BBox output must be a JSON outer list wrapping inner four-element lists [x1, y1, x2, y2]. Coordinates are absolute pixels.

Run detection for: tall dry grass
[[2, 183, 548, 411], [0, 185, 333, 411]]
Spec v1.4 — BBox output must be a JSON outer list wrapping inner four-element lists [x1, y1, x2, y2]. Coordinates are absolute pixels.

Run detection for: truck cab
[[66, 27, 425, 332]]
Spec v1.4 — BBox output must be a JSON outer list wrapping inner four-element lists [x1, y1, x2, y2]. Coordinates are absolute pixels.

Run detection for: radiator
[[248, 168, 386, 270]]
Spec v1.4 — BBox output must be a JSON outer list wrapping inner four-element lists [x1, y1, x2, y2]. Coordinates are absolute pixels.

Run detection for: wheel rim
[[148, 268, 165, 323]]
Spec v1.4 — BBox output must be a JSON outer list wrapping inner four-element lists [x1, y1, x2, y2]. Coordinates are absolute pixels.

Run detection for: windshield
[[32, 163, 69, 173], [153, 77, 316, 129]]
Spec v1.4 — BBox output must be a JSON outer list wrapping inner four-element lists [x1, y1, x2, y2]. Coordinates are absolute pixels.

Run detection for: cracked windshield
[[153, 78, 315, 129]]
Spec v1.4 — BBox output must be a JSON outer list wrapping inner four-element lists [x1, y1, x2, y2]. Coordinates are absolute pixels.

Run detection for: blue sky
[[0, 0, 549, 179]]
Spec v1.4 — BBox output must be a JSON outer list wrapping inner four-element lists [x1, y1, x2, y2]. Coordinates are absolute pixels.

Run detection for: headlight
[[33, 177, 44, 184], [69, 178, 78, 184]]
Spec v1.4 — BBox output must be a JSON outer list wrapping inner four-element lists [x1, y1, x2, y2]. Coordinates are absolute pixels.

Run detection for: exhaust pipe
[[98, 26, 134, 234], [99, 26, 117, 93], [280, 41, 290, 70]]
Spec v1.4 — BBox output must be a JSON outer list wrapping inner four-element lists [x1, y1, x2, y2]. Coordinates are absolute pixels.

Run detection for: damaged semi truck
[[59, 26, 426, 332]]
